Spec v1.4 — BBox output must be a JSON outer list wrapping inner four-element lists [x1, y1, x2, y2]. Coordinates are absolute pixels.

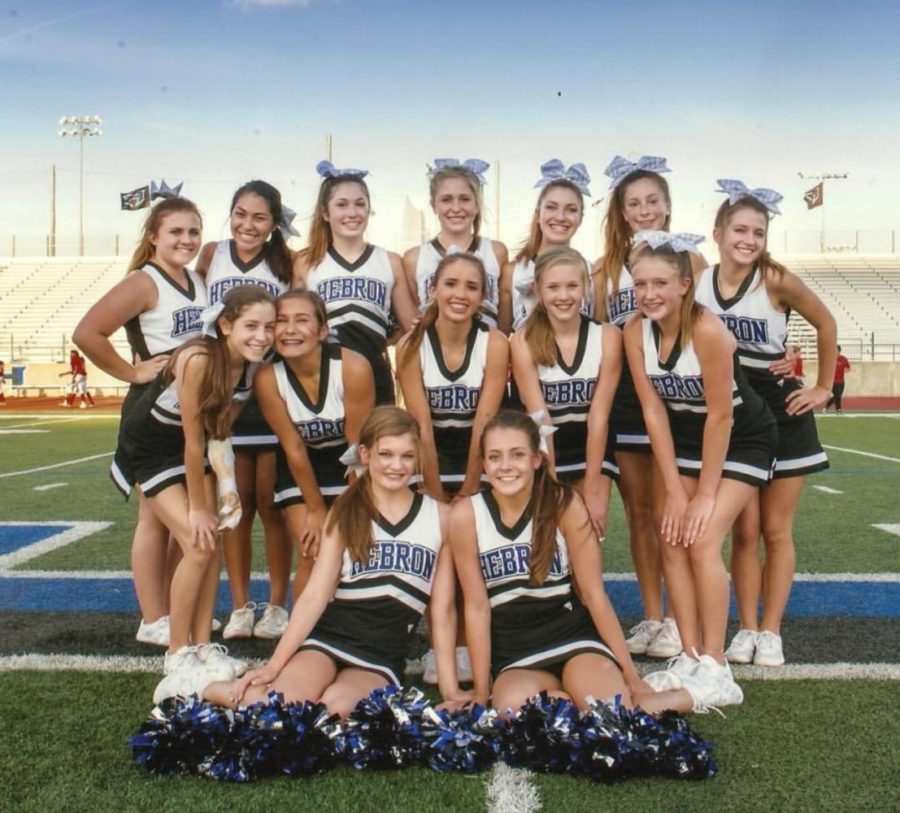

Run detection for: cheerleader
[[114, 285, 276, 684], [196, 180, 293, 642], [293, 161, 418, 405], [254, 290, 375, 599], [402, 158, 508, 326], [396, 252, 509, 501], [509, 246, 620, 536], [697, 180, 835, 667], [592, 155, 705, 659], [74, 197, 207, 646], [498, 159, 591, 334], [154, 407, 466, 716], [623, 232, 777, 706], [445, 410, 712, 716]]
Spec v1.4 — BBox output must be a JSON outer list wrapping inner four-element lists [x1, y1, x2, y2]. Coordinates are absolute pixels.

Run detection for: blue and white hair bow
[[339, 443, 367, 478], [604, 155, 670, 190], [529, 409, 558, 454], [430, 158, 490, 185], [200, 301, 225, 338], [316, 159, 369, 180], [150, 179, 183, 200], [534, 159, 591, 196], [633, 230, 706, 256], [716, 179, 782, 215], [278, 204, 300, 240], [514, 265, 535, 297]]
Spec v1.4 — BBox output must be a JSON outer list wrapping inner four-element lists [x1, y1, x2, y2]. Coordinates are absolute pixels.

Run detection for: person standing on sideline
[[792, 345, 804, 379], [826, 346, 850, 413]]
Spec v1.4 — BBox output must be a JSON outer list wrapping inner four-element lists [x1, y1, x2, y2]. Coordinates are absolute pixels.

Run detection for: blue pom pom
[[420, 704, 505, 773], [341, 686, 429, 770], [502, 692, 583, 774]]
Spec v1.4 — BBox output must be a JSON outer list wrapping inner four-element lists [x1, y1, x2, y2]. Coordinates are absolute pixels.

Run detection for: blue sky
[[2, 0, 899, 257]]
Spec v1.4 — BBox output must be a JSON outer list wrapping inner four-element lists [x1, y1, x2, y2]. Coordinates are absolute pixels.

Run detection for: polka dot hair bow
[[200, 301, 225, 338], [534, 159, 591, 196], [278, 205, 300, 240], [632, 230, 706, 255], [430, 158, 491, 185], [716, 179, 783, 215], [316, 159, 369, 180], [529, 409, 558, 454], [150, 179, 183, 200], [604, 155, 670, 190]]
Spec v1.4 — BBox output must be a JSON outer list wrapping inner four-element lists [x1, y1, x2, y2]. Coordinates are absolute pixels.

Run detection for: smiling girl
[[254, 290, 375, 598], [115, 286, 276, 688], [623, 233, 776, 706], [75, 198, 207, 647], [196, 181, 294, 642], [294, 161, 418, 405], [403, 159, 508, 326], [696, 181, 835, 667]]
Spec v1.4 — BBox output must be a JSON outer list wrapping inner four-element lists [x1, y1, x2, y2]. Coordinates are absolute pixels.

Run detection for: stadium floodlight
[[58, 115, 103, 256]]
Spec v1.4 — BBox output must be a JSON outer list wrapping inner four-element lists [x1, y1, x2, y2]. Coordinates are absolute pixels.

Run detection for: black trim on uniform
[[555, 315, 590, 376], [283, 344, 335, 413], [430, 235, 480, 256], [483, 489, 532, 541], [651, 321, 682, 372], [229, 240, 267, 273], [337, 574, 431, 607], [375, 491, 424, 536], [426, 321, 483, 382], [328, 243, 375, 272], [147, 262, 198, 301], [711, 263, 756, 311]]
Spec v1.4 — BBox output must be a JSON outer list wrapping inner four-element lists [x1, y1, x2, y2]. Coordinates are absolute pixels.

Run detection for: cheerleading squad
[[74, 155, 836, 723]]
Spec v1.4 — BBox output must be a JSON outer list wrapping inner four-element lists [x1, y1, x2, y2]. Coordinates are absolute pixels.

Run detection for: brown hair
[[594, 171, 671, 320], [128, 198, 203, 272], [327, 406, 421, 563], [630, 242, 701, 351], [479, 410, 576, 586], [713, 196, 788, 280], [396, 252, 486, 369], [522, 247, 589, 366], [275, 288, 329, 328], [429, 165, 484, 241], [298, 175, 371, 269], [230, 180, 293, 285], [514, 180, 585, 263], [164, 286, 275, 439]]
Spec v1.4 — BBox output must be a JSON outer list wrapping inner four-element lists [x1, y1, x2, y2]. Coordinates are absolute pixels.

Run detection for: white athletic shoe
[[198, 642, 248, 678], [646, 617, 683, 658], [135, 615, 170, 647], [456, 646, 473, 683], [753, 631, 785, 667], [211, 617, 222, 633], [422, 650, 439, 685], [253, 604, 289, 639], [625, 619, 663, 655], [223, 603, 257, 640], [163, 645, 200, 675], [643, 651, 699, 692], [153, 670, 217, 705], [725, 629, 758, 664], [692, 654, 744, 707]]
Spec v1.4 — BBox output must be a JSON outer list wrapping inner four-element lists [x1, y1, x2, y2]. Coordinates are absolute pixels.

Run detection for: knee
[[182, 544, 217, 567], [760, 523, 794, 551], [319, 687, 357, 719]]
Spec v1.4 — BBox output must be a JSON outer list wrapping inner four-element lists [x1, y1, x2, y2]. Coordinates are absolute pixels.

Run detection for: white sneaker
[[753, 630, 785, 667], [211, 617, 222, 633], [163, 645, 200, 675], [79, 402, 87, 409], [725, 629, 758, 664], [625, 619, 663, 655], [646, 617, 682, 658], [198, 642, 248, 678], [153, 669, 222, 705], [692, 654, 744, 707], [456, 646, 473, 683], [253, 604, 289, 639], [422, 650, 438, 684], [223, 603, 257, 640], [136, 615, 170, 647], [643, 651, 698, 691]]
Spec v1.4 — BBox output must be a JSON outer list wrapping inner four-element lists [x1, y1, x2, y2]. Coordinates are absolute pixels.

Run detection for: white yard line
[[812, 485, 843, 495], [485, 764, 542, 813], [33, 483, 67, 492], [0, 451, 113, 479], [822, 444, 900, 463], [0, 521, 112, 570], [872, 524, 900, 538]]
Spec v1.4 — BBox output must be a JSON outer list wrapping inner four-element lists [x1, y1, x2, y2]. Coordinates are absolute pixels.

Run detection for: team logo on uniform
[[718, 314, 769, 345], [171, 306, 204, 337], [608, 288, 636, 322], [317, 277, 387, 309], [541, 378, 596, 407], [480, 544, 565, 581], [649, 372, 704, 401], [350, 540, 436, 580], [298, 417, 345, 442], [427, 385, 480, 413], [210, 278, 281, 303]]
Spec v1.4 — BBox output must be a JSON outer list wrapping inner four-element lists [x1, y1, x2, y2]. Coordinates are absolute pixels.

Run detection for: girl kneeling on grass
[[113, 286, 276, 689], [444, 410, 711, 716], [623, 232, 777, 707], [154, 407, 467, 716]]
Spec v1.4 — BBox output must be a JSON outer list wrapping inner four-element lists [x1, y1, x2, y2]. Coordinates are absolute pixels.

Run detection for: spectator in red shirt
[[59, 349, 95, 409], [825, 345, 851, 413], [792, 345, 804, 379]]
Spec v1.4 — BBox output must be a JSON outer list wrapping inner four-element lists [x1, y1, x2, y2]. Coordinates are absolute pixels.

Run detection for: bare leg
[[319, 668, 390, 719], [255, 450, 292, 608], [730, 493, 763, 631], [616, 451, 664, 621], [222, 452, 257, 611], [759, 476, 804, 634], [491, 668, 568, 719], [560, 652, 630, 710], [285, 504, 315, 601], [130, 494, 170, 622]]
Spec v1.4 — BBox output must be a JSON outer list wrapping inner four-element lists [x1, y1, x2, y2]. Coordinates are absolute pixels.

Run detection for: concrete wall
[[803, 362, 900, 397], [7, 362, 129, 397]]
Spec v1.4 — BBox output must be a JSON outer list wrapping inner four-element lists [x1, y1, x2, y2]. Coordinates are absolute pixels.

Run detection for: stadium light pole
[[58, 115, 103, 256]]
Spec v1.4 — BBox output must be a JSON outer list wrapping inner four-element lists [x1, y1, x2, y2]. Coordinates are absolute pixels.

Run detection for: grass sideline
[[0, 673, 897, 813]]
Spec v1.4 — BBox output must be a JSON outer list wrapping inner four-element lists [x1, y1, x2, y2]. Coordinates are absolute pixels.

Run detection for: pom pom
[[501, 692, 583, 774], [420, 704, 505, 773]]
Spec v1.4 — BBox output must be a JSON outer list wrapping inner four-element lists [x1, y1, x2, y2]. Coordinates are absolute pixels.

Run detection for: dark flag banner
[[804, 183, 824, 210], [121, 186, 150, 211]]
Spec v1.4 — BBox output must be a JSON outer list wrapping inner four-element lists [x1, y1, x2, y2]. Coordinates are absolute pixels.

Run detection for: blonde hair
[[514, 180, 584, 264], [128, 199, 202, 273], [429, 166, 484, 241], [299, 176, 371, 269], [713, 196, 788, 281]]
